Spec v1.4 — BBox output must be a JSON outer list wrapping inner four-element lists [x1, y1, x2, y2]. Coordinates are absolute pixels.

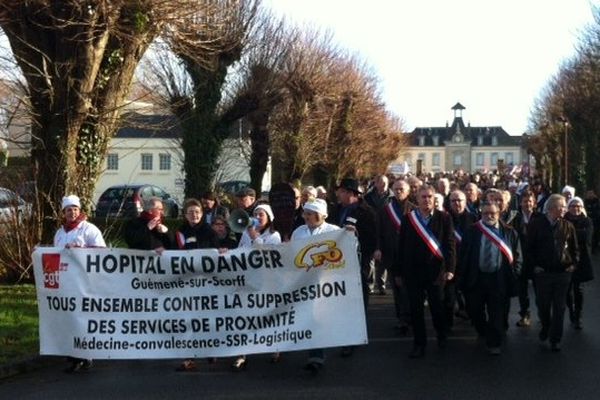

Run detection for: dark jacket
[[395, 209, 456, 284], [510, 210, 541, 279], [201, 205, 229, 225], [376, 197, 415, 270], [125, 217, 174, 250], [175, 222, 219, 250], [364, 188, 393, 211], [466, 200, 481, 219], [458, 221, 522, 296], [329, 198, 377, 268], [527, 215, 579, 273], [564, 213, 594, 282], [450, 210, 477, 245]]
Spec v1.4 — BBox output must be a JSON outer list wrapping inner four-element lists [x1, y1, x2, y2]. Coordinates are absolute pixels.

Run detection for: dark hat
[[236, 187, 256, 198], [336, 178, 362, 194]]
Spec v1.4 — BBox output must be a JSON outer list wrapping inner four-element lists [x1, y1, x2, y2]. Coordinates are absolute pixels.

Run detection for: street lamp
[[558, 116, 569, 185]]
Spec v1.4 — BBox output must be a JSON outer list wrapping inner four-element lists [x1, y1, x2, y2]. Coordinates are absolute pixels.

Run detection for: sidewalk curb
[[0, 355, 61, 380]]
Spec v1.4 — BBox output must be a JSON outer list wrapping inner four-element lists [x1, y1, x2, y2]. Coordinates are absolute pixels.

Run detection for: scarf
[[63, 213, 87, 233], [140, 210, 163, 225]]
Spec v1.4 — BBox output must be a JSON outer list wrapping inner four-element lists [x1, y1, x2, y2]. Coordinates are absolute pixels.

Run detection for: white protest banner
[[32, 230, 367, 359]]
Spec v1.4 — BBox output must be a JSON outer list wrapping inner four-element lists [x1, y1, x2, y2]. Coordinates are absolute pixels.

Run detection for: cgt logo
[[42, 253, 67, 289], [294, 240, 345, 271]]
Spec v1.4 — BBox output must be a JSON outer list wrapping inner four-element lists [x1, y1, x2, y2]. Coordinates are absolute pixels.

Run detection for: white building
[[94, 113, 185, 204], [389, 103, 526, 174], [94, 114, 271, 204]]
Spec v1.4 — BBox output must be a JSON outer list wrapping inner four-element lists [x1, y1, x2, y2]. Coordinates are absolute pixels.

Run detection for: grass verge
[[0, 284, 39, 365]]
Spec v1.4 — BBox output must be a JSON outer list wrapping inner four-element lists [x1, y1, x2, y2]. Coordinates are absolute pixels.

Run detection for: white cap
[[562, 185, 575, 197], [254, 204, 274, 221], [62, 195, 81, 210], [303, 198, 328, 217]]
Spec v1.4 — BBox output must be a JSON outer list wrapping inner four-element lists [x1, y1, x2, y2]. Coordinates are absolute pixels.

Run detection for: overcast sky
[[266, 0, 598, 135]]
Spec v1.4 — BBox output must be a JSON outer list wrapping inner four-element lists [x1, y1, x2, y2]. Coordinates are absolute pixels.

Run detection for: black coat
[[564, 213, 595, 282], [175, 222, 220, 250], [527, 216, 579, 273], [394, 209, 456, 284], [376, 197, 415, 270], [329, 198, 377, 268], [510, 211, 542, 279], [458, 222, 522, 297], [125, 217, 174, 250]]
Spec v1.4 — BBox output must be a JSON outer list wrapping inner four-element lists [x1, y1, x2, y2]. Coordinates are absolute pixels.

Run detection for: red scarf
[[140, 211, 163, 225], [63, 213, 87, 232]]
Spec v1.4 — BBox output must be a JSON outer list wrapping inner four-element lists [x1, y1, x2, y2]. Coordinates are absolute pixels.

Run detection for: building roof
[[407, 104, 522, 147], [115, 113, 182, 139]]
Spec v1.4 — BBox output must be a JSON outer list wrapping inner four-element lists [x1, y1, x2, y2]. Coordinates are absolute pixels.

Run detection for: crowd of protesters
[[53, 168, 599, 373]]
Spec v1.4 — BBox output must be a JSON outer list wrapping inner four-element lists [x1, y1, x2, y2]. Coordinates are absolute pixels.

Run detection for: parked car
[[95, 184, 180, 219], [218, 180, 250, 196], [0, 187, 31, 224]]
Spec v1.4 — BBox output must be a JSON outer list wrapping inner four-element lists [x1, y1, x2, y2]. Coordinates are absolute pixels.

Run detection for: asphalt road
[[2, 259, 600, 400]]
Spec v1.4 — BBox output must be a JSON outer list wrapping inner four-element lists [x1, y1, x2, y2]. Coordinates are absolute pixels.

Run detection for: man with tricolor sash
[[447, 190, 477, 329], [458, 201, 522, 355], [374, 179, 415, 334], [394, 185, 456, 358]]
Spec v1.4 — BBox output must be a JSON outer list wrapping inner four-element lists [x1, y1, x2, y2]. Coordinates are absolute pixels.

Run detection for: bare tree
[[0, 1, 196, 240], [142, 0, 261, 198], [529, 5, 600, 193], [268, 28, 404, 185]]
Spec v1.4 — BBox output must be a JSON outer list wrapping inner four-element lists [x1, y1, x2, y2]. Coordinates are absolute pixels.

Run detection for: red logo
[[42, 254, 62, 289]]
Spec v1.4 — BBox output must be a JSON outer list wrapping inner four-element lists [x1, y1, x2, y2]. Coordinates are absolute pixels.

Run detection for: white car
[[0, 187, 31, 224]]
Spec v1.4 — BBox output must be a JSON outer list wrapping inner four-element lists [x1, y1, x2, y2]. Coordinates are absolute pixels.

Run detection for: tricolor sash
[[453, 228, 463, 244], [408, 210, 444, 260], [475, 221, 514, 265], [384, 201, 403, 231]]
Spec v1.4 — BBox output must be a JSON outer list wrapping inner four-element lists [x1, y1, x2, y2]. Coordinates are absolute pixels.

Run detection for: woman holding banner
[[174, 199, 220, 372], [232, 203, 281, 371], [291, 198, 340, 374], [54, 195, 106, 373]]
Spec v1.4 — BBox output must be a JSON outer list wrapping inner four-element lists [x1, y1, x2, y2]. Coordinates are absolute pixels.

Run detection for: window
[[505, 152, 514, 164], [418, 136, 425, 146], [432, 136, 439, 146], [491, 152, 498, 166], [106, 153, 118, 171], [141, 153, 153, 171], [418, 153, 425, 160], [432, 153, 440, 167], [476, 153, 484, 166], [477, 136, 483, 146], [159, 153, 171, 171], [492, 136, 498, 146], [453, 152, 462, 166]]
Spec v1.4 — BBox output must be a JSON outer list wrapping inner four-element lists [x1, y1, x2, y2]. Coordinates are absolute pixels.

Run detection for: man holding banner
[[395, 185, 456, 358], [458, 201, 522, 355], [54, 194, 106, 373]]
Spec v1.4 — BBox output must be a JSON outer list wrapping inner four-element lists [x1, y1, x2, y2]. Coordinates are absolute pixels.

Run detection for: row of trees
[[528, 6, 600, 194], [0, 0, 403, 243]]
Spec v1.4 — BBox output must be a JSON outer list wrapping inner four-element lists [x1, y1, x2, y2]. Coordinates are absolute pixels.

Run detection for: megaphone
[[228, 209, 260, 233]]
